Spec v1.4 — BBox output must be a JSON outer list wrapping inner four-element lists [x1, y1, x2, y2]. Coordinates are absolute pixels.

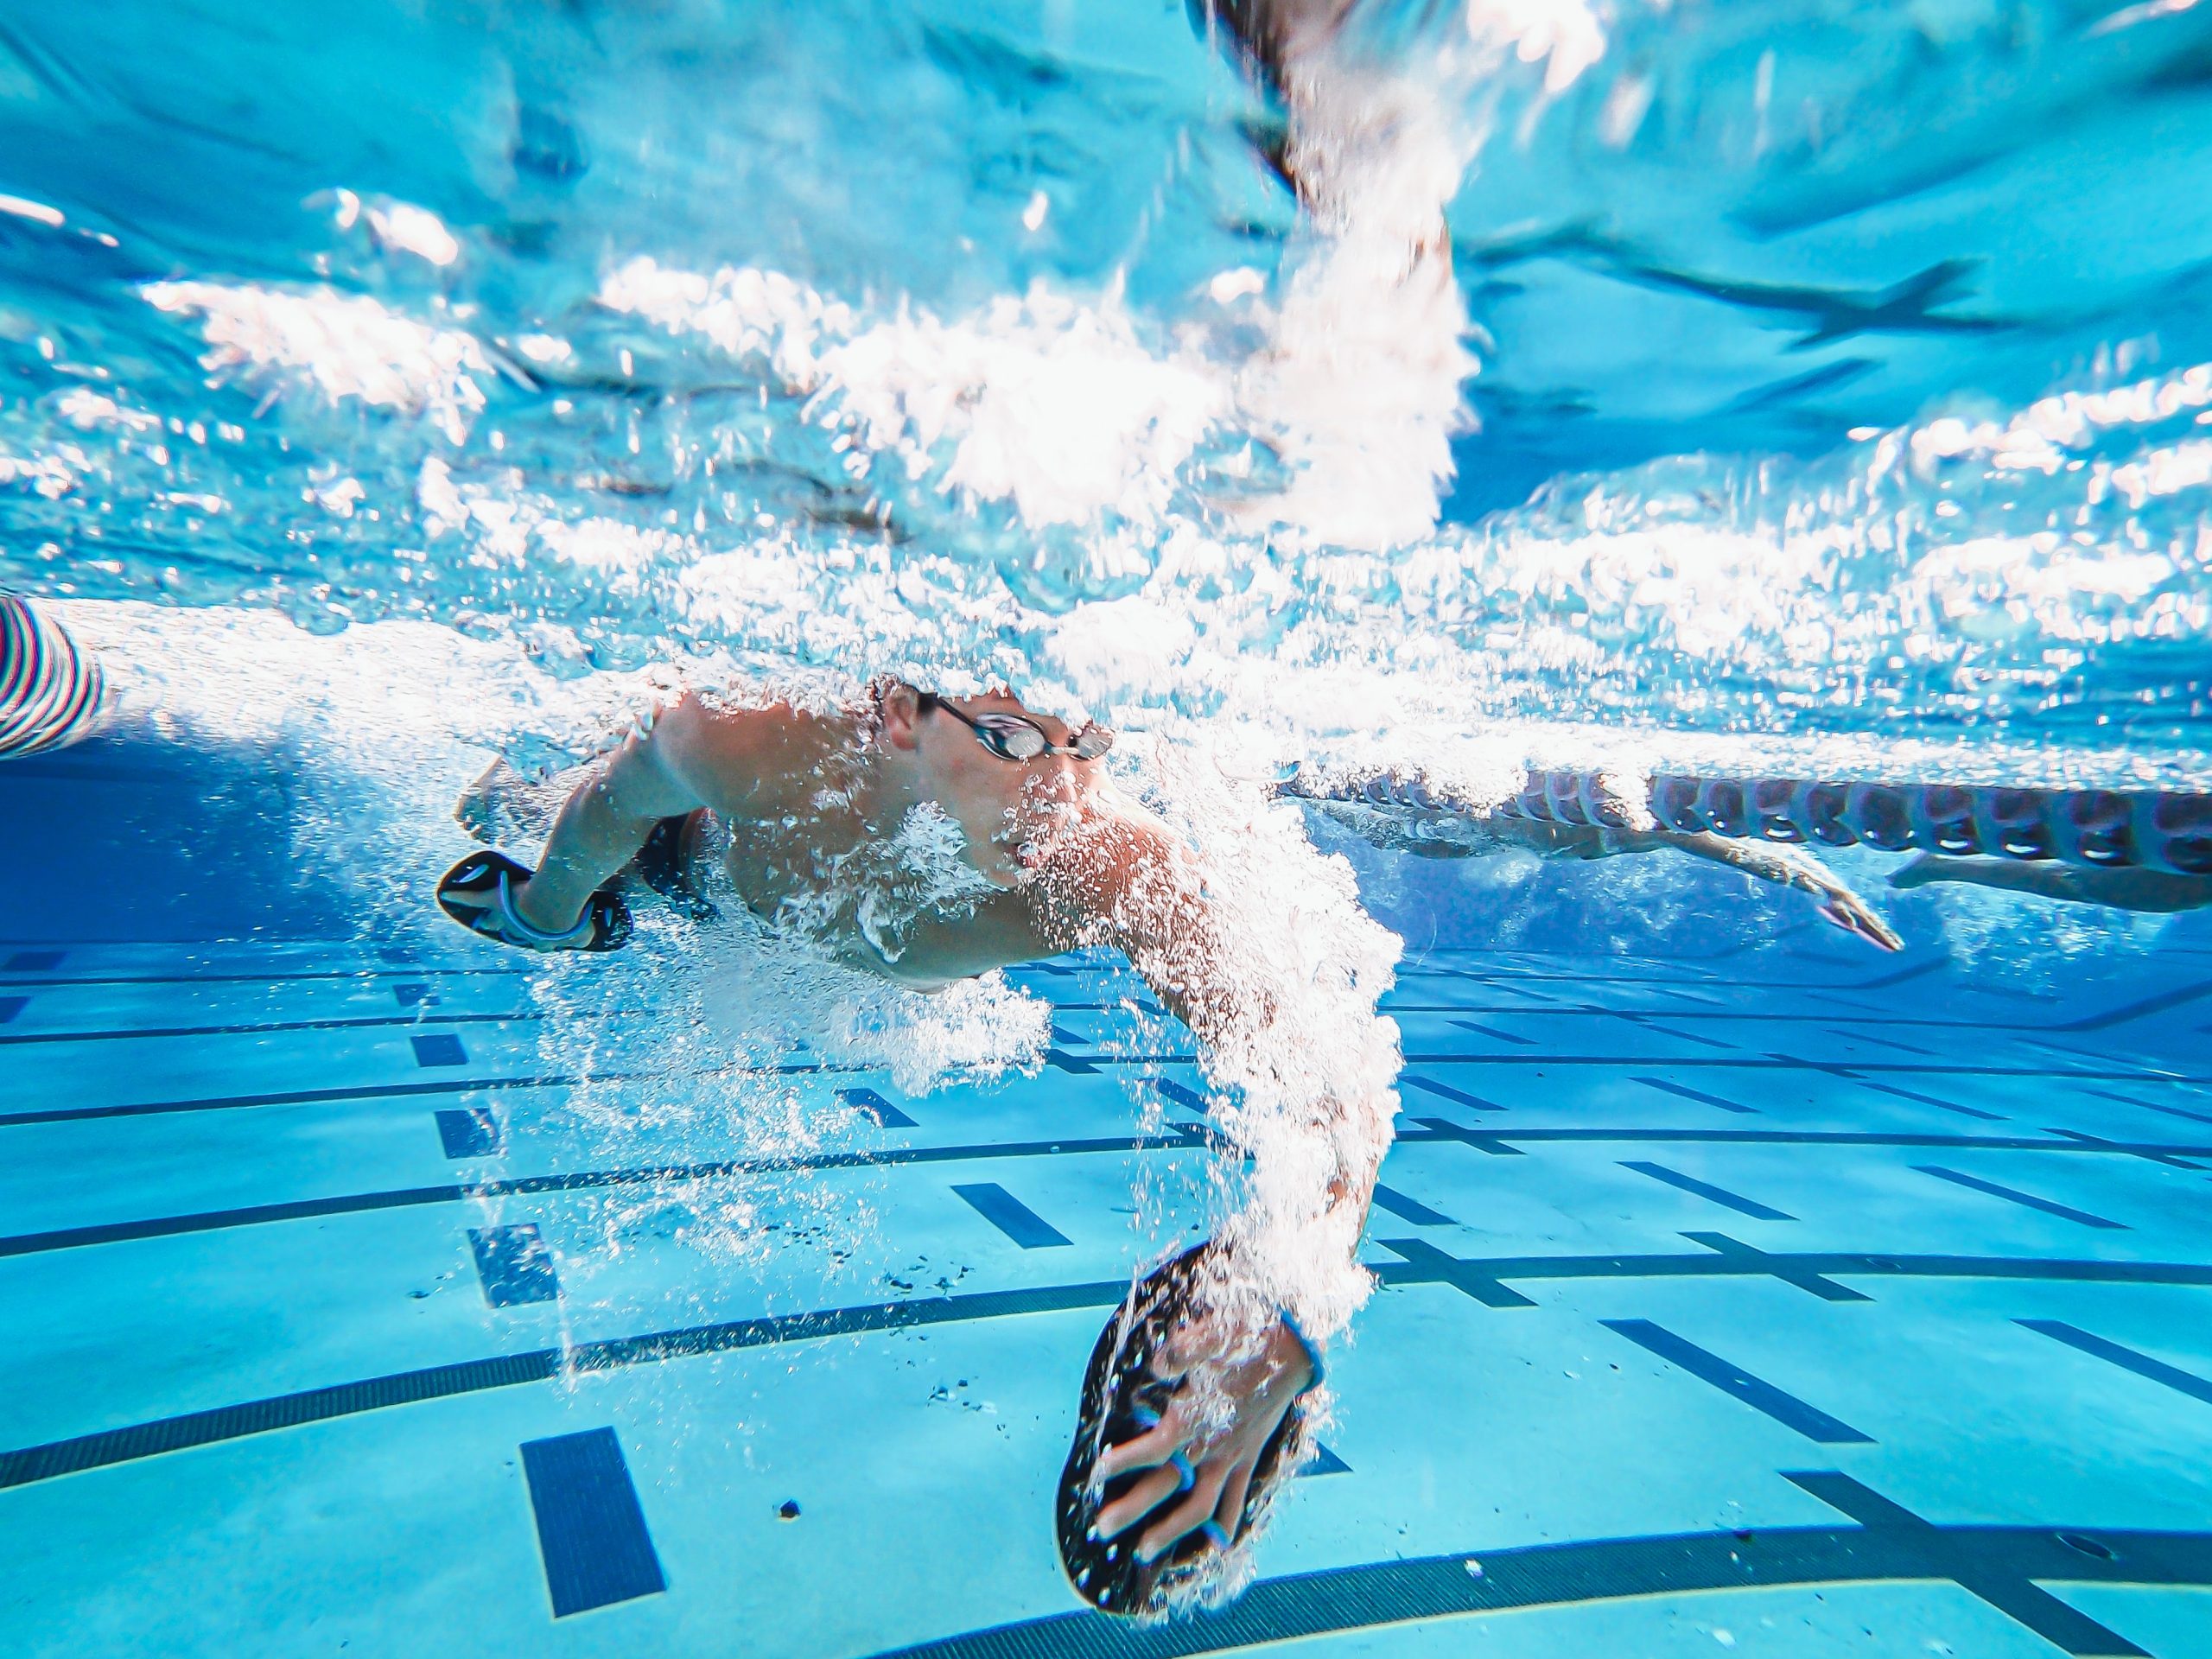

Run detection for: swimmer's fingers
[[1134, 1450, 1239, 1563], [1092, 1408, 1197, 1488], [1211, 1455, 1257, 1546], [1093, 1452, 1196, 1541]]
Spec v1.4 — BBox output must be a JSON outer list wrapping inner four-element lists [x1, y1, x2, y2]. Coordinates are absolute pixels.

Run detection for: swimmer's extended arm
[[1036, 808, 1378, 1564]]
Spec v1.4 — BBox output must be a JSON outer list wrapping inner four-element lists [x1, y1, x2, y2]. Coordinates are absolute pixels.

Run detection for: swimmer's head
[[876, 683, 1109, 886]]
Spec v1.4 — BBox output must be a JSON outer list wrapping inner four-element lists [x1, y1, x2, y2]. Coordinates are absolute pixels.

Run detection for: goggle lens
[[974, 716, 1049, 761]]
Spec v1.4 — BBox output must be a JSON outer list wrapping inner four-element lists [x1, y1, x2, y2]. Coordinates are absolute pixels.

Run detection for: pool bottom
[[0, 928, 2209, 1658]]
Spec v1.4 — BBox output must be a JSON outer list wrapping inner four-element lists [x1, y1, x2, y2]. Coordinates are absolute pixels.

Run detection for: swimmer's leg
[[1891, 855, 2212, 913]]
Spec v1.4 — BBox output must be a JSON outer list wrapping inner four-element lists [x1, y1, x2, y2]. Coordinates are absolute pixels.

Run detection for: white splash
[[141, 281, 491, 444]]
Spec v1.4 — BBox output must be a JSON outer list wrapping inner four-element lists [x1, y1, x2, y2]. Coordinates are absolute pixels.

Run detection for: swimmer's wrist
[[1279, 1309, 1325, 1395]]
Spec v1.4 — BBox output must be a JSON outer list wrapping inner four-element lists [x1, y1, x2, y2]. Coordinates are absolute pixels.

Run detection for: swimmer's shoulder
[[646, 684, 863, 814]]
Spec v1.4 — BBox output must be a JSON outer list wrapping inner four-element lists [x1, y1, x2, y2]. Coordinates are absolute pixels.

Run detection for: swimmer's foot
[[435, 849, 632, 952], [1056, 1244, 1313, 1618]]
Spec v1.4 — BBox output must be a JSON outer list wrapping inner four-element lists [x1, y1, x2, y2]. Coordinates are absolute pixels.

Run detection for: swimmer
[[1304, 791, 1905, 951], [438, 680, 1365, 1611], [1889, 854, 2212, 913]]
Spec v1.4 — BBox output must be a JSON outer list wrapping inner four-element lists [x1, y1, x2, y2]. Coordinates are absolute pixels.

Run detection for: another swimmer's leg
[[1891, 855, 2212, 913]]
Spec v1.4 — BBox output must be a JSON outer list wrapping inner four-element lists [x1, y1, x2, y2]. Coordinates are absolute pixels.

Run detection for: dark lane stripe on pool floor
[[12, 1054, 2212, 1128], [522, 1427, 667, 1617], [0, 1009, 552, 1046], [0, 1131, 1221, 1258], [470, 1224, 561, 1307], [1916, 1166, 2128, 1230], [1601, 1320, 1873, 1443], [410, 1033, 468, 1068], [435, 1107, 503, 1158], [0, 1281, 1132, 1490], [0, 996, 23, 1025], [1370, 1185, 1456, 1227], [864, 1490, 2191, 1659], [1400, 1074, 1508, 1112], [1620, 1161, 1795, 1222], [12, 1124, 2212, 1263], [952, 1183, 1072, 1249], [2017, 1319, 2212, 1408], [1837, 1076, 2006, 1122], [840, 1087, 918, 1128], [8, 1262, 2212, 1491], [1634, 1077, 1757, 1116]]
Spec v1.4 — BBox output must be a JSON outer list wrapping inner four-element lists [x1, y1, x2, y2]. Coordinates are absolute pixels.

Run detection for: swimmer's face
[[881, 685, 1100, 886]]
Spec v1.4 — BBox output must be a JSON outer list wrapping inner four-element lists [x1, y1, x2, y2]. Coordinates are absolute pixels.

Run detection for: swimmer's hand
[[1090, 1315, 1314, 1563], [435, 849, 632, 953]]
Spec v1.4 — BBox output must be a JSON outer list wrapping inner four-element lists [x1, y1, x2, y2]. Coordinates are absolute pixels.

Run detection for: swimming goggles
[[918, 693, 1114, 762]]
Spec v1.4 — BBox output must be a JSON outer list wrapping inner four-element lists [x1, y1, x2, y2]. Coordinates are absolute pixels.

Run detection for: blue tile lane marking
[[393, 982, 436, 1007], [1629, 1019, 1736, 1052], [435, 1107, 504, 1159], [1411, 1116, 1525, 1157], [25, 1258, 2212, 1494], [0, 996, 23, 1025], [468, 1224, 562, 1306], [2042, 1126, 2205, 1171], [1602, 1320, 1875, 1443], [1370, 1185, 1456, 1227], [1620, 1161, 1796, 1222], [1915, 1166, 2128, 1230], [2, 950, 62, 971], [2018, 1320, 2212, 1408], [950, 1183, 1072, 1249], [1401, 1074, 1509, 1112], [1373, 1237, 1538, 1308], [1677, 1232, 1872, 1302], [410, 1032, 468, 1068], [1150, 1077, 1209, 1113], [865, 1484, 2177, 1658], [839, 1087, 918, 1128], [1450, 1019, 1534, 1045], [1635, 1076, 1758, 1115], [1782, 1471, 2152, 1658], [1843, 1075, 2006, 1122], [2139, 1099, 2212, 1128], [1049, 1025, 1086, 1046], [520, 1427, 668, 1618], [1045, 1049, 1098, 1074]]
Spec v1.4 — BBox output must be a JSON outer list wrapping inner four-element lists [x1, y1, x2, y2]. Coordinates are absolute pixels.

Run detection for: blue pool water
[[5, 0, 2212, 1654]]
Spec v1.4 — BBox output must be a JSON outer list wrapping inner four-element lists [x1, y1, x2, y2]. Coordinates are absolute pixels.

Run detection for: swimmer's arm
[[1040, 811, 1382, 1223], [508, 692, 786, 933], [1045, 808, 1381, 1563]]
